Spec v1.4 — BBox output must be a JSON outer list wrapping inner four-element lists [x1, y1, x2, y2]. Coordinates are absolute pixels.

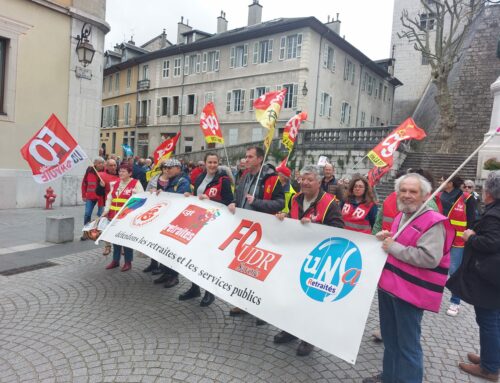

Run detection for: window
[[226, 89, 245, 112], [184, 145, 192, 153], [204, 92, 215, 105], [142, 64, 149, 80], [102, 105, 119, 127], [340, 102, 351, 126], [367, 76, 373, 95], [186, 54, 200, 75], [115, 73, 120, 91], [249, 86, 269, 111], [420, 13, 435, 30], [279, 33, 302, 60], [362, 73, 368, 91], [185, 94, 197, 115], [360, 111, 366, 127], [319, 92, 332, 118], [162, 60, 170, 78], [344, 58, 355, 84], [160, 97, 170, 116], [174, 58, 182, 77], [252, 127, 262, 142], [172, 96, 180, 115], [281, 83, 298, 109], [112, 132, 116, 153], [203, 50, 220, 72], [383, 86, 388, 102], [378, 82, 383, 99], [421, 52, 430, 65], [375, 84, 379, 98], [230, 44, 248, 68], [370, 115, 376, 126], [124, 103, 130, 125], [253, 39, 273, 64], [0, 37, 6, 114], [126, 68, 131, 88], [323, 45, 335, 71], [108, 76, 112, 92], [229, 128, 238, 146]]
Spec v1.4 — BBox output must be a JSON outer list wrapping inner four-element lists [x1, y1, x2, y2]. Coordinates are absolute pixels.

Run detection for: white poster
[[99, 192, 387, 364], [317, 155, 329, 167]]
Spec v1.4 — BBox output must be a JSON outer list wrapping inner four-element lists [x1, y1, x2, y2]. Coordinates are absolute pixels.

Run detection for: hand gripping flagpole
[[392, 127, 500, 240], [251, 141, 272, 199]]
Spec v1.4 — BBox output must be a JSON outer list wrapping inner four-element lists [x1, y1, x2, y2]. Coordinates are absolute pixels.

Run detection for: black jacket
[[446, 200, 500, 309], [292, 191, 344, 228], [193, 170, 234, 206]]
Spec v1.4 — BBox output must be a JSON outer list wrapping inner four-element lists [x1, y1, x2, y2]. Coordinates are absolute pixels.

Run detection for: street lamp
[[75, 23, 95, 67], [302, 81, 308, 96]]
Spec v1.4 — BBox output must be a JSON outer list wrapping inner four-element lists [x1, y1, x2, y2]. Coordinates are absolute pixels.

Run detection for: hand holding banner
[[20, 114, 88, 183], [200, 102, 224, 144], [282, 111, 307, 152]]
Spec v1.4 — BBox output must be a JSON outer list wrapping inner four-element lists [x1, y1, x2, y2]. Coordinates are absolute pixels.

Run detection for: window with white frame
[[319, 92, 332, 118], [126, 68, 131, 88], [344, 58, 355, 84], [203, 50, 220, 72], [115, 73, 120, 91], [172, 96, 180, 115], [383, 86, 388, 102], [323, 44, 335, 71], [161, 97, 170, 116], [142, 64, 149, 80], [367, 76, 373, 95], [360, 111, 366, 127], [102, 105, 119, 127], [252, 127, 262, 142], [249, 86, 269, 111], [162, 60, 170, 78], [378, 82, 383, 99], [420, 13, 436, 30], [362, 73, 368, 91], [229, 128, 238, 146], [204, 91, 215, 105], [186, 54, 200, 75], [281, 83, 298, 109], [124, 103, 130, 125], [375, 84, 379, 98], [370, 115, 376, 126], [421, 52, 430, 65], [185, 94, 197, 115], [230, 44, 248, 68], [340, 102, 351, 126], [174, 58, 182, 77], [279, 33, 302, 60], [226, 89, 245, 112], [253, 39, 273, 64]]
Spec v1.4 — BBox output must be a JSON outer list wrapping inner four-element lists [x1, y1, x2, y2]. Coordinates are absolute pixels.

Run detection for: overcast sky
[[105, 0, 395, 61]]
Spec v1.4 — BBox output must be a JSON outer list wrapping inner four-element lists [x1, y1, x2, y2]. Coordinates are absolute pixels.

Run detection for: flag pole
[[251, 143, 272, 198], [222, 142, 231, 169], [351, 155, 368, 170], [392, 128, 500, 240]]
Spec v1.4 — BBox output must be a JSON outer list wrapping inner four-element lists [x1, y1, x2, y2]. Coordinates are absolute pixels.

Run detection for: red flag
[[153, 132, 180, 166], [367, 165, 391, 187], [200, 102, 224, 144], [20, 114, 88, 184], [282, 111, 307, 152], [253, 89, 287, 151], [367, 118, 426, 167]]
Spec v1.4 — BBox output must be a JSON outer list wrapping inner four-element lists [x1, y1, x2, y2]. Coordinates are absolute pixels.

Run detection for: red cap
[[276, 163, 291, 178]]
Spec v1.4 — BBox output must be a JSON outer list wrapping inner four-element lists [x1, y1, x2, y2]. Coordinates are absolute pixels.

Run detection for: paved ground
[[0, 207, 487, 382]]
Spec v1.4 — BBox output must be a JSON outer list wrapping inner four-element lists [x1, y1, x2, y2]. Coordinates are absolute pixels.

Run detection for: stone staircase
[[373, 152, 479, 202]]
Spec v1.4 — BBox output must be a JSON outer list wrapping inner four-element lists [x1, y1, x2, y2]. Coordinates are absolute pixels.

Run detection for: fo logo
[[132, 202, 169, 227], [300, 237, 362, 302]]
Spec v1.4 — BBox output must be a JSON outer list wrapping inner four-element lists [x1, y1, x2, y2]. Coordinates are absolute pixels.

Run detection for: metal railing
[[300, 126, 394, 150], [137, 79, 150, 91], [136, 116, 149, 126]]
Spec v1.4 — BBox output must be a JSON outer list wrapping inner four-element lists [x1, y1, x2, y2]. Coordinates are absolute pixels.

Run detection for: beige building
[[0, 0, 109, 208]]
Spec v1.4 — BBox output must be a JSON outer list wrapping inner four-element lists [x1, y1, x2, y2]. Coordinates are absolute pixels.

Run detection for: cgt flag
[[253, 89, 287, 151], [153, 132, 180, 167], [367, 118, 426, 167], [200, 102, 224, 144], [367, 165, 391, 187], [282, 111, 307, 152], [20, 114, 88, 184]]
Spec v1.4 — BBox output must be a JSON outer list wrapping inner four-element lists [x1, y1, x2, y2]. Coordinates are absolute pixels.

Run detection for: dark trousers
[[112, 245, 133, 263], [475, 306, 500, 374]]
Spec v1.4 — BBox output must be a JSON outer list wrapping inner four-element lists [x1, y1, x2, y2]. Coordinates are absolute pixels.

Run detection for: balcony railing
[[136, 116, 149, 127], [137, 79, 150, 91], [300, 126, 394, 150]]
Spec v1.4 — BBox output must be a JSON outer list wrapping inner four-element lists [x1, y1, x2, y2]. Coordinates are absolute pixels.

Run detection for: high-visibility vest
[[436, 192, 471, 247], [282, 183, 297, 213], [378, 210, 455, 313], [342, 201, 374, 234], [381, 192, 399, 231], [108, 179, 138, 219], [290, 191, 335, 223]]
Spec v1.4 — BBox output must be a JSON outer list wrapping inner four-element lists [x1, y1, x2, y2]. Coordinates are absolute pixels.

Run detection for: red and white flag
[[20, 114, 88, 184], [253, 89, 287, 151], [153, 132, 180, 167], [367, 165, 391, 187], [282, 111, 307, 152], [200, 102, 224, 144]]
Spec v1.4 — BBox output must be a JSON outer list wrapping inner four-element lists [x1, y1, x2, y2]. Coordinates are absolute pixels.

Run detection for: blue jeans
[[112, 245, 133, 264], [448, 247, 464, 305], [475, 306, 500, 374], [84, 199, 103, 225], [379, 289, 424, 383]]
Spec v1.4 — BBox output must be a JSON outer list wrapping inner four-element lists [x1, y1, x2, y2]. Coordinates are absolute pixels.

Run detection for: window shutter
[[156, 98, 161, 117], [292, 84, 298, 109], [182, 95, 187, 116], [276, 84, 282, 91], [268, 39, 273, 62], [328, 95, 332, 118], [297, 33, 302, 58], [202, 52, 208, 72], [279, 36, 286, 60], [348, 104, 351, 126], [331, 49, 336, 72], [323, 45, 328, 68], [193, 95, 198, 115], [147, 100, 151, 117], [243, 44, 248, 66], [344, 57, 348, 80], [184, 56, 189, 75], [240, 89, 245, 111], [253, 42, 259, 64], [249, 88, 255, 111], [215, 51, 220, 71], [230, 47, 235, 68], [319, 93, 324, 116], [196, 54, 201, 73], [166, 97, 171, 117], [352, 65, 356, 85], [226, 92, 231, 113]]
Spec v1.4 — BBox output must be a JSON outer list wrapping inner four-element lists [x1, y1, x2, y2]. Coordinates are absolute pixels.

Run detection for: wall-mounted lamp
[[75, 23, 95, 67], [302, 81, 308, 96]]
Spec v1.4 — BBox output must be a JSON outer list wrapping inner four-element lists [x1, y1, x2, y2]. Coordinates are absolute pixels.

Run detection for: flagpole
[[351, 155, 368, 170], [392, 128, 500, 240], [251, 144, 271, 198], [86, 157, 104, 184], [222, 143, 231, 169]]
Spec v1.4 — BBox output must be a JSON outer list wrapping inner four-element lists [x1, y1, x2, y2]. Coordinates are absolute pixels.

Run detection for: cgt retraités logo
[[300, 237, 362, 302]]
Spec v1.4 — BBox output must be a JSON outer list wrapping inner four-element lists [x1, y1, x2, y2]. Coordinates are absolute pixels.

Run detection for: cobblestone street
[[0, 245, 487, 383]]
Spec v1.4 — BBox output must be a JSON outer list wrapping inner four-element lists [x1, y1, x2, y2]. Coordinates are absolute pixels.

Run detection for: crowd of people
[[80, 147, 500, 382]]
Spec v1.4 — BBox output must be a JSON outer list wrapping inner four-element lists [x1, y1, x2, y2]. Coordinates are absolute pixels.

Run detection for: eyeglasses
[[464, 185, 473, 189]]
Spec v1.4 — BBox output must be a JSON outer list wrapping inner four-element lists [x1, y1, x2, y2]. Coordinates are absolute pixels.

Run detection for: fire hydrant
[[44, 187, 56, 209]]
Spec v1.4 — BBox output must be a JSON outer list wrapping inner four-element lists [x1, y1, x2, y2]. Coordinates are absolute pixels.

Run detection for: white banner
[[99, 192, 387, 364]]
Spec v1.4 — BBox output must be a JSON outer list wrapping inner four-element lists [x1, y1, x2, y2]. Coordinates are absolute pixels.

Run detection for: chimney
[[217, 11, 228, 33], [248, 0, 262, 26], [177, 16, 192, 44], [325, 13, 341, 35], [161, 29, 167, 48], [128, 36, 135, 45]]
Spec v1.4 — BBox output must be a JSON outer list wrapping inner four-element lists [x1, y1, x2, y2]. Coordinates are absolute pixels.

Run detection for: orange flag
[[200, 102, 224, 144], [153, 132, 180, 167], [282, 111, 307, 152], [367, 118, 426, 167], [253, 89, 287, 151]]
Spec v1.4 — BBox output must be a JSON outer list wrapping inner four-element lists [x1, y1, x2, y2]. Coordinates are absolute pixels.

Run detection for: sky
[[105, 0, 396, 61]]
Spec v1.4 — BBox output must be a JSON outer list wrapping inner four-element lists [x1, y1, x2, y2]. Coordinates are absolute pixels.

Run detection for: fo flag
[[20, 114, 87, 184], [200, 102, 224, 144], [367, 118, 426, 167], [253, 89, 287, 151], [367, 165, 391, 187], [282, 111, 307, 152]]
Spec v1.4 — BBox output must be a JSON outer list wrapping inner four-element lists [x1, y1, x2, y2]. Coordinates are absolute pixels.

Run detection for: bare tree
[[398, 0, 486, 152]]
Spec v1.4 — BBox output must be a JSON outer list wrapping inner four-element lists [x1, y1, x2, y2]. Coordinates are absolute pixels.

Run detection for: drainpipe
[[312, 34, 325, 131], [177, 52, 186, 154], [355, 63, 364, 127]]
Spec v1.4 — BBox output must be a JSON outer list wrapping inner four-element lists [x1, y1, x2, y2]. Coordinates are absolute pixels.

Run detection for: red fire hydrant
[[44, 187, 56, 209]]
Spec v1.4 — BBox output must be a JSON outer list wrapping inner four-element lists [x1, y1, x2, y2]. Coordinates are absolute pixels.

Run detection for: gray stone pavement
[[0, 206, 487, 382]]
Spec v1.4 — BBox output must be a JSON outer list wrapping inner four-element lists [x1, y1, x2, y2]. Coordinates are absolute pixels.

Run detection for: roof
[[105, 50, 121, 58], [104, 16, 402, 86], [141, 33, 173, 49], [119, 42, 150, 54], [181, 29, 213, 37]]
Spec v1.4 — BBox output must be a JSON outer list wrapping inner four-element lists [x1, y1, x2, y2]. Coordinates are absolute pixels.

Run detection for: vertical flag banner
[[122, 144, 133, 157], [367, 165, 391, 187], [153, 132, 180, 166], [20, 114, 88, 184], [367, 118, 427, 168], [200, 102, 224, 144], [282, 111, 307, 152], [253, 89, 287, 151]]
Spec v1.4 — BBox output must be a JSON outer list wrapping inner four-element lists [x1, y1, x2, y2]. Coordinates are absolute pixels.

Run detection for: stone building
[[101, 1, 401, 158], [0, 0, 109, 208]]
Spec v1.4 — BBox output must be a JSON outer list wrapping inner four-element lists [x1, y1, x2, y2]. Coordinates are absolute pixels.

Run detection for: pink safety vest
[[378, 210, 455, 313]]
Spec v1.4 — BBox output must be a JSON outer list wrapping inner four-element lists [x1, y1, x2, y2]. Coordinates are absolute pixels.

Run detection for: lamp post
[[75, 23, 95, 67]]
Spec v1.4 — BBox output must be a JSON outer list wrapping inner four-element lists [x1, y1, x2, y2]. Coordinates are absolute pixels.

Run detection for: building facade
[[0, 0, 109, 208], [101, 2, 400, 158]]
